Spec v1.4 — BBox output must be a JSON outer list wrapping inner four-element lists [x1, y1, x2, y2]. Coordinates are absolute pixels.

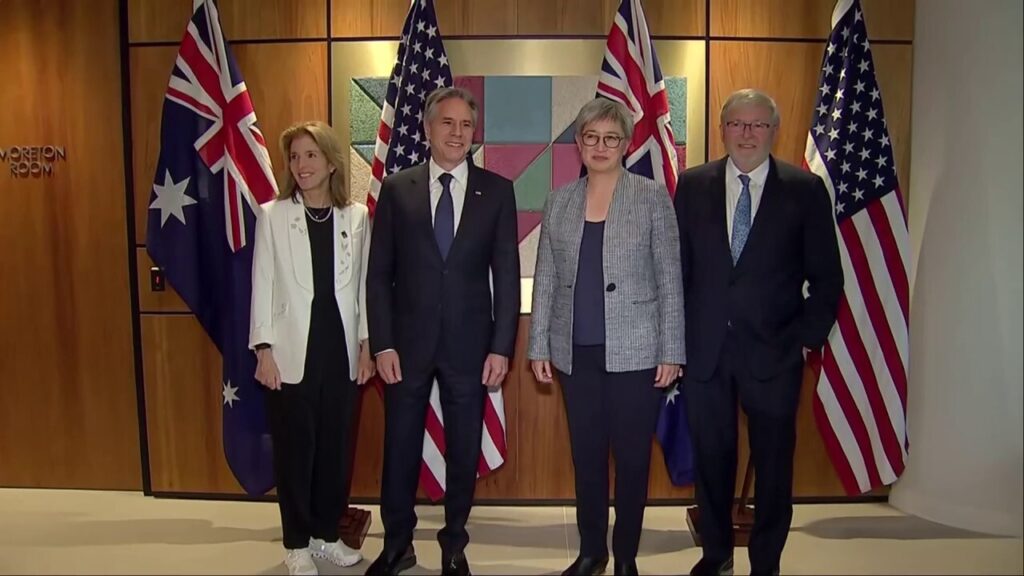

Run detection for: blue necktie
[[435, 172, 454, 260], [731, 174, 752, 265]]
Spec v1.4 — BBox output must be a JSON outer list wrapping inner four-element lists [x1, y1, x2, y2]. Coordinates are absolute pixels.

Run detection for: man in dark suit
[[674, 88, 843, 576], [365, 87, 520, 576]]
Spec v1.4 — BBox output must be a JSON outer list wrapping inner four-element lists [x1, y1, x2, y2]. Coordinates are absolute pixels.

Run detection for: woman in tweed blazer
[[528, 98, 685, 576]]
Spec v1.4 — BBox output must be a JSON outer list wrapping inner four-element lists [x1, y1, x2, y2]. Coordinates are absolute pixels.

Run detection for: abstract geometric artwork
[[349, 75, 688, 278]]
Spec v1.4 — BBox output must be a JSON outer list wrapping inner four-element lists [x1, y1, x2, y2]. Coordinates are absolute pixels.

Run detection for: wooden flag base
[[685, 503, 755, 547], [687, 457, 756, 547], [338, 506, 371, 550]]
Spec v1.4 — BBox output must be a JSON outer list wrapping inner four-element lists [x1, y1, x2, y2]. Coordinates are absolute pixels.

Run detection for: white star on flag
[[149, 170, 195, 227], [222, 381, 240, 408], [665, 383, 681, 405]]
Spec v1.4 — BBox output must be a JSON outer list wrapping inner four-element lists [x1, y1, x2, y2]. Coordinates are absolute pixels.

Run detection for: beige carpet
[[0, 489, 1020, 574]]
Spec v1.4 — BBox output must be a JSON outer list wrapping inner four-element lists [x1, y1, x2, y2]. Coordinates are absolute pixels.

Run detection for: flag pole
[[686, 457, 755, 547]]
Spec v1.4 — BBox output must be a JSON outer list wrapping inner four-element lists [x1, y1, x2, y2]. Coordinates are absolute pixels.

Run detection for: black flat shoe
[[365, 545, 416, 575], [614, 558, 638, 575], [563, 555, 609, 575]]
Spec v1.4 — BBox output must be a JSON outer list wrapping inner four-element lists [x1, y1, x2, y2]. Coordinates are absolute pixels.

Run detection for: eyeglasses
[[724, 120, 774, 133], [580, 133, 625, 148]]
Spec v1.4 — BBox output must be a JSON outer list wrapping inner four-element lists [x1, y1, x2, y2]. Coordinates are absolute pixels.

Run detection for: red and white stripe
[[804, 129, 910, 496]]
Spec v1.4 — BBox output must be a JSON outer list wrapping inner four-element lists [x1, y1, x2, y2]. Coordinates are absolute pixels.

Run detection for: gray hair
[[574, 98, 634, 142], [720, 88, 780, 126], [424, 87, 479, 126]]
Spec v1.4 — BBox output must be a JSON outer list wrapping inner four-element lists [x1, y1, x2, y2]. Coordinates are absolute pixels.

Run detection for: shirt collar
[[726, 156, 770, 188], [429, 157, 469, 187]]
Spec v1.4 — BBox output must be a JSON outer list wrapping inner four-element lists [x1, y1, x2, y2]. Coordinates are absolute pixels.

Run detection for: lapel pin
[[474, 190, 482, 196]]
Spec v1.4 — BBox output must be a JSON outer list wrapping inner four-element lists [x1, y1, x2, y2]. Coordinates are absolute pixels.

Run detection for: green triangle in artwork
[[354, 78, 388, 108], [353, 144, 376, 166], [514, 146, 552, 212], [350, 80, 383, 145]]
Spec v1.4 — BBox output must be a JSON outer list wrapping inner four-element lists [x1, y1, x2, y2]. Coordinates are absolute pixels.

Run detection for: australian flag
[[146, 0, 278, 495]]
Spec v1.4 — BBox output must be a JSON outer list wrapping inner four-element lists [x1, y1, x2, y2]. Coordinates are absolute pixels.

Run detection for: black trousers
[[380, 351, 485, 557], [683, 333, 802, 575], [266, 358, 357, 550], [558, 345, 662, 560]]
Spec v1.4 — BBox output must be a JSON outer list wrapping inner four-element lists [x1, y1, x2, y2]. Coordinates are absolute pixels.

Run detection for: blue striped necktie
[[731, 174, 752, 265]]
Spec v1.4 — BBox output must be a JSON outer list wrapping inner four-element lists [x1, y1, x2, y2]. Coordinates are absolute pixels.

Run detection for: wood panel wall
[[0, 0, 140, 489], [126, 0, 915, 498]]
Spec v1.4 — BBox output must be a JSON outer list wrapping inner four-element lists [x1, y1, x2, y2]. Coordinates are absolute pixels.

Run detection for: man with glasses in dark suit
[[674, 89, 844, 576]]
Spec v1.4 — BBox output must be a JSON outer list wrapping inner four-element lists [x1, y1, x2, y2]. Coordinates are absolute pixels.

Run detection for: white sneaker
[[284, 548, 318, 576], [309, 537, 363, 567]]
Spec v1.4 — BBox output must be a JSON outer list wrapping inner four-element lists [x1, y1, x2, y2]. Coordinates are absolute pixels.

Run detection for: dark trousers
[[558, 345, 662, 560], [683, 334, 802, 574], [266, 372, 358, 550], [380, 352, 485, 557]]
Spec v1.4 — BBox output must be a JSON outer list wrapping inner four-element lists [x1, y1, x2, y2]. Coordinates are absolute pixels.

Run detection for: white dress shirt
[[429, 157, 469, 233], [725, 157, 770, 238]]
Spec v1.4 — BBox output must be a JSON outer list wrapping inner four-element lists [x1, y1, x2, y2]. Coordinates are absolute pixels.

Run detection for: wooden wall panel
[[216, 0, 326, 40], [517, 0, 615, 36], [436, 0, 518, 36], [332, 0, 408, 38], [645, 0, 706, 37], [132, 43, 328, 242], [711, 0, 914, 41], [142, 316, 242, 493], [517, 0, 703, 37], [129, 0, 326, 43], [0, 0, 140, 489], [127, 0, 192, 44], [137, 249, 190, 313], [709, 41, 825, 166]]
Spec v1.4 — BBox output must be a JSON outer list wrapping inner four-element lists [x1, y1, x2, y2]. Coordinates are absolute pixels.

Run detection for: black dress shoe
[[441, 551, 471, 576], [690, 556, 734, 576], [613, 558, 638, 575], [562, 555, 609, 575], [365, 545, 416, 575]]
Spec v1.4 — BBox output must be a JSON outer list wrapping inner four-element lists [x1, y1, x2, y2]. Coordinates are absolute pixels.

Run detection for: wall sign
[[0, 145, 68, 178]]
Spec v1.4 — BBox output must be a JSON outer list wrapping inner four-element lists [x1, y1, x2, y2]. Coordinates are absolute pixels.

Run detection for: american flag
[[146, 0, 278, 494], [597, 0, 693, 486], [597, 0, 679, 195], [367, 0, 507, 501], [804, 0, 909, 495]]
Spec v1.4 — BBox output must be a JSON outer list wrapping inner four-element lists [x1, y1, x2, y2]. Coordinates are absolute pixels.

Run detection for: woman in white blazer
[[249, 120, 374, 576]]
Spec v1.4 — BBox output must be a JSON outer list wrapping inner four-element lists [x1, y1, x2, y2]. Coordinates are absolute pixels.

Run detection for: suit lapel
[[333, 204, 353, 288], [409, 164, 443, 264], [448, 165, 483, 262], [604, 171, 632, 257], [286, 199, 314, 293], [709, 159, 733, 268], [563, 179, 587, 285]]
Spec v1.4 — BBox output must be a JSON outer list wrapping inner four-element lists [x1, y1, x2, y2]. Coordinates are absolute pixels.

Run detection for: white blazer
[[249, 198, 370, 383]]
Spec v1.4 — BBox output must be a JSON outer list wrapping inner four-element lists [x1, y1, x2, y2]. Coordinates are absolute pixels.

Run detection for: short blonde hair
[[277, 120, 350, 207], [574, 98, 634, 142]]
